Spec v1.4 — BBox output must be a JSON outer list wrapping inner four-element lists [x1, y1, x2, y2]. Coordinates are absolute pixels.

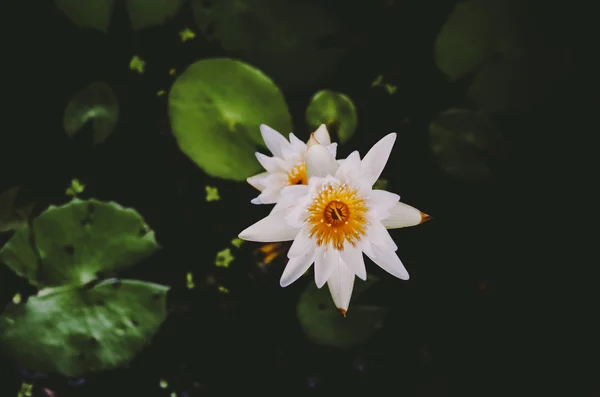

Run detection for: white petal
[[239, 211, 300, 242], [364, 244, 409, 280], [326, 143, 338, 158], [288, 133, 306, 153], [247, 172, 269, 191], [280, 249, 316, 287], [306, 145, 339, 179], [280, 184, 309, 201], [260, 124, 290, 158], [255, 153, 281, 173], [337, 150, 361, 180], [326, 260, 355, 315], [381, 201, 427, 229], [369, 190, 400, 219], [339, 244, 367, 280], [367, 218, 398, 252], [361, 133, 397, 186], [314, 247, 337, 288], [288, 226, 313, 258], [313, 124, 331, 145]]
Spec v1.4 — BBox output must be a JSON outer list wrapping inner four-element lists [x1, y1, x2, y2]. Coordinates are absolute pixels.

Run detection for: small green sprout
[[217, 285, 230, 294], [179, 28, 196, 42], [205, 186, 220, 202], [371, 74, 383, 87], [129, 55, 146, 74], [66, 178, 85, 197], [215, 248, 234, 268], [186, 272, 195, 289], [384, 84, 398, 95], [230, 238, 244, 248], [157, 90, 166, 96], [12, 293, 22, 304], [159, 379, 168, 389], [17, 383, 33, 397]]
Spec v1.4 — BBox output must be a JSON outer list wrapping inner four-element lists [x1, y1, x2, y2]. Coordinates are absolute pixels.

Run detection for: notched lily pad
[[63, 82, 119, 144], [305, 90, 357, 144], [428, 108, 505, 184], [0, 279, 169, 377], [0, 199, 159, 288], [55, 0, 185, 33], [297, 274, 388, 348], [168, 58, 292, 181]]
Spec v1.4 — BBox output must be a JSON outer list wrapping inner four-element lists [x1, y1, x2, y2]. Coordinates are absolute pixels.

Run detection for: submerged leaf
[[297, 275, 387, 348], [305, 90, 358, 144], [428, 108, 505, 184], [168, 58, 292, 181], [0, 187, 34, 233], [0, 199, 159, 288], [0, 279, 169, 377], [191, 0, 348, 90], [63, 82, 119, 144], [55, 0, 185, 33]]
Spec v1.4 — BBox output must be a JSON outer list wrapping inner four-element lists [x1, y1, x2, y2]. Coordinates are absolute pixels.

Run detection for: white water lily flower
[[239, 133, 431, 316], [247, 124, 338, 204]]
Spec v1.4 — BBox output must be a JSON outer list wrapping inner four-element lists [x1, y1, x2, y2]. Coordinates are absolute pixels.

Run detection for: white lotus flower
[[247, 124, 337, 204], [239, 133, 431, 316]]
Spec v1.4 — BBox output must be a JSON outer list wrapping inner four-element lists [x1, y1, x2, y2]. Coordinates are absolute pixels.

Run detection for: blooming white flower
[[247, 124, 338, 204], [239, 133, 431, 316]]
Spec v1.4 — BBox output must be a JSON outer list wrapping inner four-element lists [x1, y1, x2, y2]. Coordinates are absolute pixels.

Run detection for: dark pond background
[[0, 0, 595, 396]]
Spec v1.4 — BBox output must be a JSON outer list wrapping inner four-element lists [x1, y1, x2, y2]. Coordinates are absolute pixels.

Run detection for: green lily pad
[[297, 274, 388, 348], [190, 0, 348, 90], [305, 90, 357, 144], [168, 58, 292, 181], [55, 0, 185, 33], [428, 108, 505, 184], [0, 279, 169, 377], [63, 82, 119, 144], [0, 199, 159, 288], [0, 187, 34, 233]]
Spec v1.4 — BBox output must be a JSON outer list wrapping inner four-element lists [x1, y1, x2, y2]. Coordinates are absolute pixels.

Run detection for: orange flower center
[[287, 163, 308, 185], [305, 183, 368, 250]]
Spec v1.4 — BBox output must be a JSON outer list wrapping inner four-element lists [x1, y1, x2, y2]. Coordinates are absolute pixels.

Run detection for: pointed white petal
[[288, 133, 306, 153], [361, 133, 397, 186], [260, 124, 290, 158], [280, 249, 316, 287], [369, 190, 400, 219], [326, 142, 337, 158], [337, 150, 361, 180], [280, 184, 309, 201], [314, 247, 337, 288], [364, 244, 409, 280], [255, 153, 280, 173], [247, 172, 269, 191], [288, 226, 313, 258], [313, 124, 331, 145], [367, 219, 398, 252], [339, 244, 367, 280], [381, 201, 429, 229], [239, 211, 300, 242], [306, 145, 339, 179], [326, 260, 355, 315]]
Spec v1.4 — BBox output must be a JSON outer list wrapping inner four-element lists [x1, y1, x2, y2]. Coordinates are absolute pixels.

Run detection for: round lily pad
[[428, 108, 505, 184], [63, 82, 119, 144], [305, 90, 357, 144], [0, 279, 169, 377], [55, 0, 185, 33], [296, 275, 388, 348], [0, 199, 159, 288], [190, 0, 348, 90], [168, 58, 293, 181]]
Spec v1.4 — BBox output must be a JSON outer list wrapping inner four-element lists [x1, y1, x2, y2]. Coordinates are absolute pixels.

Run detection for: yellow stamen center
[[287, 163, 308, 185], [306, 183, 368, 250]]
